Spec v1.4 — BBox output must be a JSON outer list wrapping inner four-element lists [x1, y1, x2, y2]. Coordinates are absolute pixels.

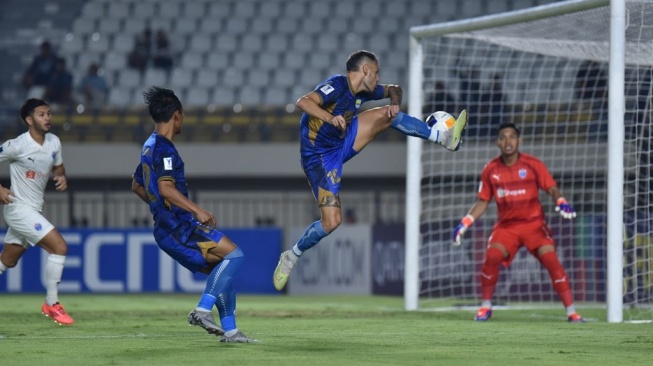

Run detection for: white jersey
[[0, 131, 63, 211]]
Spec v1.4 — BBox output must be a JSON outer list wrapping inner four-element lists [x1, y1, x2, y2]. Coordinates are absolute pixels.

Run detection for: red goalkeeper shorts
[[487, 220, 555, 267]]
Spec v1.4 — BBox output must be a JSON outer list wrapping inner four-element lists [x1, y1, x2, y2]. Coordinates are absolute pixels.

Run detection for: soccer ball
[[425, 111, 455, 130]]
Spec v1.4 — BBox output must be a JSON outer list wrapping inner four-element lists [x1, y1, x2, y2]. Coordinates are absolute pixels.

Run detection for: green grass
[[0, 294, 650, 366]]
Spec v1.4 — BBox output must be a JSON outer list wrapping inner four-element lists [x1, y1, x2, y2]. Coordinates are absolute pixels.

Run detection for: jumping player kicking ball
[[453, 122, 584, 322], [273, 50, 467, 291], [0, 98, 73, 325]]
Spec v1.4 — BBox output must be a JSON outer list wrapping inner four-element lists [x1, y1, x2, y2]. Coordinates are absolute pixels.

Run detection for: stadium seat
[[183, 2, 206, 18], [215, 34, 238, 52], [224, 18, 249, 35], [143, 69, 168, 87], [157, 2, 181, 19], [317, 34, 339, 52], [240, 34, 264, 53], [251, 18, 273, 34], [263, 88, 290, 106], [460, 0, 483, 17], [222, 68, 245, 87], [231, 52, 255, 70], [112, 34, 134, 54], [174, 18, 198, 36], [133, 3, 155, 19], [181, 52, 204, 69], [81, 1, 105, 19], [275, 19, 298, 34], [259, 2, 281, 18], [410, 1, 433, 18], [123, 19, 148, 36], [103, 52, 127, 72], [282, 51, 305, 71], [291, 34, 312, 52], [199, 18, 222, 34], [60, 35, 85, 54], [72, 18, 96, 35], [108, 87, 132, 107], [108, 3, 130, 19], [170, 68, 194, 89], [117, 69, 142, 89], [265, 34, 288, 53], [234, 2, 256, 18], [256, 52, 281, 71], [98, 19, 121, 35], [271, 69, 296, 88], [308, 2, 330, 18], [205, 52, 230, 70], [308, 53, 331, 71], [238, 86, 263, 106], [352, 18, 374, 35], [196, 69, 219, 89], [186, 88, 211, 106], [301, 17, 324, 35], [208, 2, 231, 18], [86, 34, 110, 54], [283, 1, 305, 19], [335, 2, 356, 18], [189, 34, 212, 53], [247, 69, 270, 88], [212, 88, 236, 107]]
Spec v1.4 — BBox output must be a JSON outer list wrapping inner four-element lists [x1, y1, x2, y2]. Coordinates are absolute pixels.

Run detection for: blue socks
[[390, 112, 432, 140], [293, 220, 329, 255], [196, 247, 244, 332]]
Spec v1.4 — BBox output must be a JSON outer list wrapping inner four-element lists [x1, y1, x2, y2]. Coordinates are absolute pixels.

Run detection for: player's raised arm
[[453, 199, 490, 246], [296, 91, 346, 131]]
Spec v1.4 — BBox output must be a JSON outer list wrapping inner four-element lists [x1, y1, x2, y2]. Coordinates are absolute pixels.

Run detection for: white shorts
[[3, 204, 55, 248]]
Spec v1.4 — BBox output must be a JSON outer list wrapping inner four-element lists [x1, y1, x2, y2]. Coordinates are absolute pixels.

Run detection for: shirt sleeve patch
[[320, 84, 335, 95], [163, 157, 173, 170]]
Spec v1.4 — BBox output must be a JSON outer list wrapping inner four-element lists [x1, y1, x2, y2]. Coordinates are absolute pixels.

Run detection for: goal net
[[406, 0, 653, 322]]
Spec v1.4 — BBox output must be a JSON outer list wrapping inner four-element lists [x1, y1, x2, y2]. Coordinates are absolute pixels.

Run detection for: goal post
[[406, 0, 652, 322]]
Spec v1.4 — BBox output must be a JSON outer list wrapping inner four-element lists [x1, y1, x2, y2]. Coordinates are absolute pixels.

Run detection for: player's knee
[[1, 257, 18, 268], [321, 216, 341, 233], [484, 247, 504, 266]]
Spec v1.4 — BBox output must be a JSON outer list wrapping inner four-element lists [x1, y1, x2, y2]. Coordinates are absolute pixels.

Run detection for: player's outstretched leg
[[188, 309, 225, 336], [389, 109, 467, 151], [272, 250, 298, 291]]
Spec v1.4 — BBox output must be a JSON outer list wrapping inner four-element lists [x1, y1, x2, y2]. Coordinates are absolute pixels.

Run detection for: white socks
[[565, 305, 577, 316], [481, 300, 492, 309], [45, 254, 66, 305], [0, 260, 7, 275]]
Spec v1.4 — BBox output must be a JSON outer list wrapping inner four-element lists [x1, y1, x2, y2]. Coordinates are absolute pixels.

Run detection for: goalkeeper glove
[[555, 197, 576, 219], [453, 214, 474, 246]]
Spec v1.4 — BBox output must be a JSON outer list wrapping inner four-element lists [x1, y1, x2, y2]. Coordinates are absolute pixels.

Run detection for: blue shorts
[[301, 116, 359, 202], [156, 224, 225, 273]]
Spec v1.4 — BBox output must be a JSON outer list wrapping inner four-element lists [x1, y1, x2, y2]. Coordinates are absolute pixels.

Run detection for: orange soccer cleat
[[474, 307, 493, 321], [567, 313, 585, 323], [41, 302, 74, 325]]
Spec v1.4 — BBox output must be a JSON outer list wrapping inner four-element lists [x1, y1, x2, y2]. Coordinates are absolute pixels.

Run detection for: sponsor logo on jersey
[[26, 170, 36, 179], [519, 169, 527, 179], [496, 187, 526, 198], [52, 152, 57, 160], [320, 84, 335, 95], [163, 157, 173, 170], [35, 222, 42, 231], [355, 99, 362, 108]]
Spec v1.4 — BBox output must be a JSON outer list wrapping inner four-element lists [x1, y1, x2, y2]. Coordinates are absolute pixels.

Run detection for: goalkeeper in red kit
[[452, 122, 584, 323]]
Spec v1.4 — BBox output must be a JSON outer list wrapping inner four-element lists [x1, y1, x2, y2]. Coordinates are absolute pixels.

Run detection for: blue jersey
[[134, 132, 194, 242], [300, 74, 386, 157]]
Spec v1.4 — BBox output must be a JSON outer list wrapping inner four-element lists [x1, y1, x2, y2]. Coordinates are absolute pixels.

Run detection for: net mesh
[[416, 0, 653, 321]]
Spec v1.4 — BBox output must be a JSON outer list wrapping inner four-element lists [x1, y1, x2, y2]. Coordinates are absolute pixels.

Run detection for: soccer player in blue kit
[[131, 87, 255, 343], [273, 50, 468, 290]]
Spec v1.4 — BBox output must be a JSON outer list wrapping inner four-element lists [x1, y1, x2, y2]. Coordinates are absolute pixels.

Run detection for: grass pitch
[[0, 294, 650, 366]]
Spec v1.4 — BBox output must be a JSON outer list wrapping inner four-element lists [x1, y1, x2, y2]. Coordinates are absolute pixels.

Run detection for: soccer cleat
[[41, 302, 74, 325], [272, 250, 296, 291], [220, 330, 258, 343], [188, 309, 225, 336], [474, 307, 493, 321], [567, 313, 585, 323], [446, 109, 468, 151]]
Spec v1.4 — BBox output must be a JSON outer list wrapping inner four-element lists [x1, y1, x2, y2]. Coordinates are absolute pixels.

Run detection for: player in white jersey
[[0, 98, 73, 325]]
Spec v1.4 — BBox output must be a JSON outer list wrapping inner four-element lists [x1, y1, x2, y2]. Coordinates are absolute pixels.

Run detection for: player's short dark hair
[[346, 50, 379, 72], [497, 122, 521, 137], [143, 86, 183, 123], [19, 98, 48, 125]]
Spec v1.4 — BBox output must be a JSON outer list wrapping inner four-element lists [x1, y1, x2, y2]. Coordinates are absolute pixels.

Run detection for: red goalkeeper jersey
[[478, 152, 556, 226]]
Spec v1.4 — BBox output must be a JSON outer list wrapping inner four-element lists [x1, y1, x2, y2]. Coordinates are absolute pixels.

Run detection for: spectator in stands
[[22, 41, 58, 97], [78, 63, 109, 108], [43, 58, 74, 106], [128, 28, 152, 73], [152, 30, 174, 71]]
